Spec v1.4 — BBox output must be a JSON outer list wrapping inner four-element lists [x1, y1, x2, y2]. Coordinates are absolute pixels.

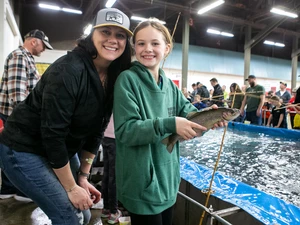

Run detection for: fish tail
[[161, 136, 176, 153]]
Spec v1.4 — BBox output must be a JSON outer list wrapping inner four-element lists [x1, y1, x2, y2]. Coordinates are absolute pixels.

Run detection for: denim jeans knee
[[0, 144, 87, 225]]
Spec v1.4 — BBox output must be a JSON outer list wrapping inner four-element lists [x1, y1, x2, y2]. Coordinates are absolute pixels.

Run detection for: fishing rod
[[199, 87, 238, 225], [161, 12, 181, 68]]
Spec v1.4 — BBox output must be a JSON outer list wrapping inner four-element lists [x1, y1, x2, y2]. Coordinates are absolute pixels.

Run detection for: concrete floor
[[0, 197, 108, 225]]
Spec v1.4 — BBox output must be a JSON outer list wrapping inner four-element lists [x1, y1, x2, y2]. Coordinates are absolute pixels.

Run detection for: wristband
[[78, 170, 90, 178], [66, 184, 77, 192], [84, 158, 93, 165]]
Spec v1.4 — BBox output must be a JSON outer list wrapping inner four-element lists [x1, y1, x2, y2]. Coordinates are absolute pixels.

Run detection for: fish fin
[[161, 135, 175, 153], [161, 136, 169, 145], [167, 142, 176, 153]]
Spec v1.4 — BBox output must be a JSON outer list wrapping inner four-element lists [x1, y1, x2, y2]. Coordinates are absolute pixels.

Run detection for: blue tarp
[[228, 122, 300, 140], [180, 123, 300, 225]]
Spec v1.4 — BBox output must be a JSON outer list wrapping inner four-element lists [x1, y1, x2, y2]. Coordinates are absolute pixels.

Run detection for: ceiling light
[[62, 8, 82, 14], [207, 28, 234, 37], [39, 3, 60, 11], [84, 24, 92, 35], [207, 28, 221, 35], [198, 0, 225, 15], [264, 40, 285, 47], [131, 16, 166, 24], [270, 7, 298, 18], [221, 32, 234, 37], [105, 0, 117, 8]]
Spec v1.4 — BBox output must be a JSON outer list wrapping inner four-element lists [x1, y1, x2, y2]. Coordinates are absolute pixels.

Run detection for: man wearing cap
[[240, 75, 265, 125], [0, 29, 53, 201], [275, 81, 291, 104], [210, 77, 224, 107]]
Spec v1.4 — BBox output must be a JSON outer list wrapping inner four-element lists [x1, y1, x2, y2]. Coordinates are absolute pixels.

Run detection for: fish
[[161, 107, 240, 153]]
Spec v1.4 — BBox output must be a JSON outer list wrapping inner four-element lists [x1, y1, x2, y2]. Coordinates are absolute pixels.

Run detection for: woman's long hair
[[229, 83, 242, 93]]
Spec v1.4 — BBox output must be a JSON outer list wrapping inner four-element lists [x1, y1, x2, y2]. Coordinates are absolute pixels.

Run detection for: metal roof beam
[[244, 17, 287, 50]]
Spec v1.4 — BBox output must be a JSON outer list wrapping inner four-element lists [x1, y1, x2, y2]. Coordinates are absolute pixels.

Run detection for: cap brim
[[43, 40, 53, 50], [93, 24, 133, 36]]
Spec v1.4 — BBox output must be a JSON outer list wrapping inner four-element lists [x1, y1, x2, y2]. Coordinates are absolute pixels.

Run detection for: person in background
[[228, 83, 245, 122], [222, 85, 229, 107], [113, 19, 225, 225], [210, 78, 224, 107], [196, 82, 210, 104], [192, 94, 207, 110], [240, 75, 265, 125], [266, 95, 287, 128], [0, 29, 53, 202], [190, 83, 197, 102], [292, 87, 300, 129], [287, 87, 298, 128], [101, 115, 122, 224], [262, 96, 273, 126], [182, 87, 192, 102], [0, 8, 132, 225], [268, 90, 274, 97], [275, 81, 291, 104]]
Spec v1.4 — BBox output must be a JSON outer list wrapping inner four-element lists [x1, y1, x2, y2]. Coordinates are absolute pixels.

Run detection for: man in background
[[210, 78, 224, 107], [275, 81, 291, 104], [0, 29, 53, 201], [240, 75, 265, 125], [196, 82, 210, 104]]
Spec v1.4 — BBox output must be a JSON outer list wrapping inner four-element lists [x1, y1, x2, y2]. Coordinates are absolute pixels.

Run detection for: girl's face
[[134, 26, 170, 75], [92, 26, 127, 63]]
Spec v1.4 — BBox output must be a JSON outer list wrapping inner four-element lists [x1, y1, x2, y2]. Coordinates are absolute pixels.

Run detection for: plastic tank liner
[[180, 123, 300, 225]]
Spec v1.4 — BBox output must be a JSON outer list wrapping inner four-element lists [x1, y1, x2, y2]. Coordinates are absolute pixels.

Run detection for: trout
[[161, 107, 240, 153]]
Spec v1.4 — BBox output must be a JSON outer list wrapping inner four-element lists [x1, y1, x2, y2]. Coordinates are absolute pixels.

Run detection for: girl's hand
[[175, 117, 207, 140]]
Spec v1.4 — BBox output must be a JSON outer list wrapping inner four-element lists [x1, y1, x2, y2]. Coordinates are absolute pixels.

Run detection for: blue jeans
[[245, 110, 262, 125], [0, 144, 90, 225]]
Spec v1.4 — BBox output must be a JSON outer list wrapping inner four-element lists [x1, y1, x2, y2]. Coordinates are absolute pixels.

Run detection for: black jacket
[[0, 47, 112, 168], [211, 84, 224, 107]]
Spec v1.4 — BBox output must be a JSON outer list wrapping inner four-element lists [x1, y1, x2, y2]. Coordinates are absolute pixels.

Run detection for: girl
[[0, 8, 132, 225], [113, 19, 224, 225], [266, 95, 287, 128]]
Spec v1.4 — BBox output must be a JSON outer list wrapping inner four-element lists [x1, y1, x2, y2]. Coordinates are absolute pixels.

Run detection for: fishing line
[[199, 86, 237, 225], [161, 12, 181, 68]]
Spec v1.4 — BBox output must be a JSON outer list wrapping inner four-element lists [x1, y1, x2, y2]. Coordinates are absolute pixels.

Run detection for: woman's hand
[[67, 184, 94, 211], [78, 176, 101, 204]]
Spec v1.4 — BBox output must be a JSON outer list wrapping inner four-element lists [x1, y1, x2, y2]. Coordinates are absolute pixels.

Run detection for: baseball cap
[[245, 75, 256, 81], [280, 81, 287, 87], [93, 8, 133, 36], [24, 29, 53, 50]]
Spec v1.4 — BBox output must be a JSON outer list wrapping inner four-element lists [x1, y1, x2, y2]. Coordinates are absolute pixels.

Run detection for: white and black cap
[[93, 8, 132, 36]]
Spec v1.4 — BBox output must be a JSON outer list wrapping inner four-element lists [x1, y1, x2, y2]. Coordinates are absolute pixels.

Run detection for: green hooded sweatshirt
[[113, 61, 196, 215]]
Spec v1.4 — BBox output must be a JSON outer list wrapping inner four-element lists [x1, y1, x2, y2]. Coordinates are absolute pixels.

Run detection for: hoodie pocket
[[141, 161, 180, 204]]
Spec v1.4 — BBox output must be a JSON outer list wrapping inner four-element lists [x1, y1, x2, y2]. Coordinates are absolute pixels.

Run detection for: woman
[[228, 83, 245, 122], [0, 8, 132, 225]]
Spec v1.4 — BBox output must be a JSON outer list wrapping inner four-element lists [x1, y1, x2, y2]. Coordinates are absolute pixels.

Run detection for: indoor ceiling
[[13, 0, 300, 60]]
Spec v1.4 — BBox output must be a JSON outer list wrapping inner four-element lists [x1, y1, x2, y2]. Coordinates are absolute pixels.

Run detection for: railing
[[178, 191, 241, 225]]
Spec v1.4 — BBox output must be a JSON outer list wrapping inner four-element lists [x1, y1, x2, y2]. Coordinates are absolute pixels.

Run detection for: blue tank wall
[[164, 43, 300, 81]]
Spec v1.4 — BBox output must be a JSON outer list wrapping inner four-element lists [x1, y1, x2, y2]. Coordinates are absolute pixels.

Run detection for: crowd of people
[[185, 76, 300, 129]]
